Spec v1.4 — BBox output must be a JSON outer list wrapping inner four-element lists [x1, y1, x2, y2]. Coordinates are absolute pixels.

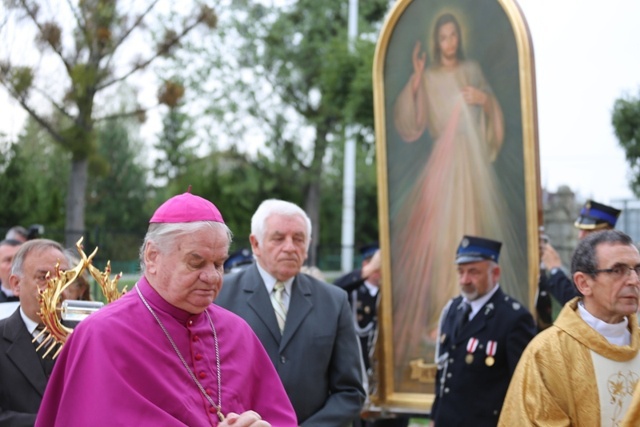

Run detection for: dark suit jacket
[[218, 265, 365, 426], [0, 287, 19, 303], [0, 308, 50, 427], [432, 288, 536, 427]]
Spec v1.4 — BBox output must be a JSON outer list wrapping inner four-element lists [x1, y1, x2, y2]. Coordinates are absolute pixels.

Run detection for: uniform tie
[[271, 281, 287, 333], [455, 301, 472, 336]]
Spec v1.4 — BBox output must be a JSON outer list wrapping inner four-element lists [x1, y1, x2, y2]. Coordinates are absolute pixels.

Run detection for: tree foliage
[[319, 143, 379, 269], [86, 117, 150, 261], [0, 0, 217, 246], [612, 91, 640, 196], [0, 113, 151, 258], [154, 81, 197, 184], [0, 117, 68, 231], [1, 0, 389, 270], [173, 0, 389, 264]]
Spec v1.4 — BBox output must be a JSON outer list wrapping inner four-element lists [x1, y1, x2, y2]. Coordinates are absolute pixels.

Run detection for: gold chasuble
[[622, 375, 640, 426], [499, 298, 640, 426]]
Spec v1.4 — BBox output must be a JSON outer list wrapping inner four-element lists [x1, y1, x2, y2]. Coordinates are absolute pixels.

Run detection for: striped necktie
[[271, 281, 287, 333]]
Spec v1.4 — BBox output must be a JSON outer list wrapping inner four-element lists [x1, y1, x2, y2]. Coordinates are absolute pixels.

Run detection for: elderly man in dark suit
[[217, 199, 365, 426], [0, 239, 68, 426], [431, 235, 536, 426]]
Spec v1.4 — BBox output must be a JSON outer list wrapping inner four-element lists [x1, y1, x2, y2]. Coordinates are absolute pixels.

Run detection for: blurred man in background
[[0, 239, 22, 302], [0, 239, 68, 425], [334, 244, 409, 427]]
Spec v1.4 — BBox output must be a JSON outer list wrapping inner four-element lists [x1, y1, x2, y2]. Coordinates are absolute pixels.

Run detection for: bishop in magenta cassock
[[36, 190, 297, 427]]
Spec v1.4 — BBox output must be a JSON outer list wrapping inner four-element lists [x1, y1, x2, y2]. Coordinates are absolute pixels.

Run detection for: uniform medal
[[485, 340, 497, 366], [465, 337, 479, 364]]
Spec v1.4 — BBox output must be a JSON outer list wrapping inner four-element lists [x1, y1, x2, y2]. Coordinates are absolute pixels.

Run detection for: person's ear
[[249, 235, 261, 257], [9, 274, 21, 296], [144, 243, 160, 274], [574, 271, 592, 296], [491, 264, 501, 283]]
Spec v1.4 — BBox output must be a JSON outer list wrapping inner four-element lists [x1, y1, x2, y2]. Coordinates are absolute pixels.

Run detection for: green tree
[[86, 117, 150, 261], [0, 113, 151, 249], [175, 0, 389, 264], [0, 117, 68, 233], [0, 0, 217, 246], [612, 91, 640, 196], [154, 80, 197, 185], [162, 144, 303, 252], [319, 138, 379, 270]]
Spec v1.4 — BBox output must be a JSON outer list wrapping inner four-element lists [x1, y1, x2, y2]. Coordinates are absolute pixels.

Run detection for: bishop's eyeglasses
[[592, 264, 640, 280]]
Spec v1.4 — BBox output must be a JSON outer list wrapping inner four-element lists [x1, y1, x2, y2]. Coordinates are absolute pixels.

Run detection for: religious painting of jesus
[[371, 0, 541, 413]]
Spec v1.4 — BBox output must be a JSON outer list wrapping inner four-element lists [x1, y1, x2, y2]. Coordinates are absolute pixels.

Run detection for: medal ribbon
[[486, 340, 497, 357], [466, 337, 479, 354]]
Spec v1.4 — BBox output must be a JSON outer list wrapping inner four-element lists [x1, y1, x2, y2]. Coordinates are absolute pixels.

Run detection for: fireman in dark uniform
[[334, 244, 409, 427], [432, 236, 536, 426], [536, 200, 621, 330], [334, 244, 380, 371]]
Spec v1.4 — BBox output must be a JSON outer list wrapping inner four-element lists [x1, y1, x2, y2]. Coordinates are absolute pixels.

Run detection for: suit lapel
[[280, 275, 312, 350], [241, 266, 313, 350], [4, 309, 48, 396], [244, 266, 283, 343]]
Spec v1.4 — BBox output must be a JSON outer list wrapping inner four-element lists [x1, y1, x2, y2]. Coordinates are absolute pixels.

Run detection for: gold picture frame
[[371, 0, 541, 414]]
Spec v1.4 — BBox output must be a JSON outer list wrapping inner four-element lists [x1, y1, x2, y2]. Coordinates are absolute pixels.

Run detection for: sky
[[2, 0, 640, 205], [516, 0, 640, 204]]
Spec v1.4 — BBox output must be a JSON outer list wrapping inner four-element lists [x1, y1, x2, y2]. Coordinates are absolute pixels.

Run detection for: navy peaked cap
[[574, 200, 621, 230], [455, 235, 502, 264], [359, 243, 379, 260]]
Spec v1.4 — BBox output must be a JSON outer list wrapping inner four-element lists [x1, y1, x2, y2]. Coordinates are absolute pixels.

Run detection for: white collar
[[578, 301, 631, 346], [463, 284, 500, 320], [0, 284, 15, 297], [363, 281, 379, 297], [255, 262, 293, 295], [19, 307, 40, 336]]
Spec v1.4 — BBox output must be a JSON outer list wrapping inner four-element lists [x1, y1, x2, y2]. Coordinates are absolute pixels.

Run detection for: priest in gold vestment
[[500, 230, 640, 426]]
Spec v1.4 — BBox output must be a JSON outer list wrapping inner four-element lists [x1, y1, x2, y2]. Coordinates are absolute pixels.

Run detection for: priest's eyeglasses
[[592, 264, 640, 279]]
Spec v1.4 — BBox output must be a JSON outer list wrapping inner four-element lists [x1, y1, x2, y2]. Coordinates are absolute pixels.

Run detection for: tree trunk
[[65, 157, 88, 248]]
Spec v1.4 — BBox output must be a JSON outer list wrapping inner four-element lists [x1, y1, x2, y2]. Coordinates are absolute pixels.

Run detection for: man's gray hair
[[571, 229, 633, 276], [11, 239, 65, 277], [139, 221, 233, 272], [5, 225, 28, 241], [250, 199, 312, 248]]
